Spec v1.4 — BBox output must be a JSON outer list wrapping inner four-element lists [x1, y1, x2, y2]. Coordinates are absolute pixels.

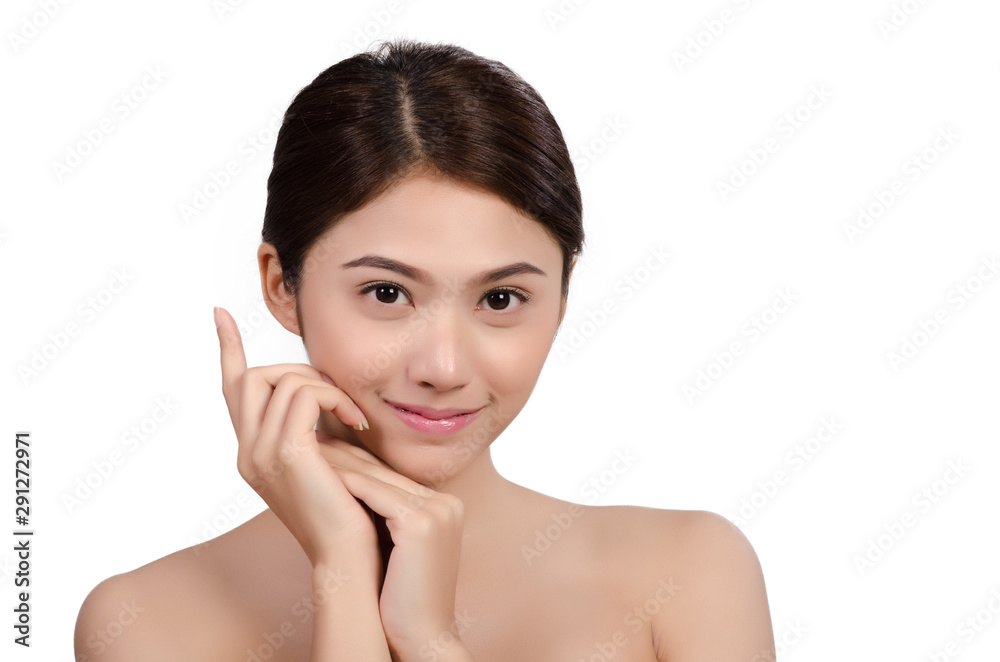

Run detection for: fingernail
[[213, 307, 221, 330], [353, 404, 370, 431]]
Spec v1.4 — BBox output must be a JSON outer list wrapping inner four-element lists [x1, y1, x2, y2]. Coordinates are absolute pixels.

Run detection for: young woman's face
[[295, 171, 568, 486]]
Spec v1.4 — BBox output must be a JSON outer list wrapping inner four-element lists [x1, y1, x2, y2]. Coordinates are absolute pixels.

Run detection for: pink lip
[[385, 400, 485, 434]]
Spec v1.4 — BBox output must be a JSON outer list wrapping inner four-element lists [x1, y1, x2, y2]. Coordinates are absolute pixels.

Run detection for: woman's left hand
[[318, 437, 467, 660]]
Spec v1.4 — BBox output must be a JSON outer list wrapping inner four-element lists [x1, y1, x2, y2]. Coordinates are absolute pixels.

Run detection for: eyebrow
[[340, 254, 547, 286]]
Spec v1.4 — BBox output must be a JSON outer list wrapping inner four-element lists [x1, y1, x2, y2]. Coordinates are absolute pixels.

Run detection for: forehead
[[306, 172, 563, 277]]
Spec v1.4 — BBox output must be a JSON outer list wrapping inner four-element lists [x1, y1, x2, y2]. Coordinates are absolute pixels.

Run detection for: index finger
[[215, 306, 248, 428]]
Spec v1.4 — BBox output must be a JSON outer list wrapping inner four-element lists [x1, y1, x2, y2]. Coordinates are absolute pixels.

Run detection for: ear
[[556, 256, 578, 330], [258, 242, 301, 336]]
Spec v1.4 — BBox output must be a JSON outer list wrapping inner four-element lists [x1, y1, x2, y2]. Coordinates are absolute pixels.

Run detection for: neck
[[428, 448, 525, 537]]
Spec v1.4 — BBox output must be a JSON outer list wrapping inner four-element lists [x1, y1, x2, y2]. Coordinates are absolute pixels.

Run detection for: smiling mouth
[[394, 406, 473, 418], [384, 399, 484, 420], [384, 400, 485, 434]]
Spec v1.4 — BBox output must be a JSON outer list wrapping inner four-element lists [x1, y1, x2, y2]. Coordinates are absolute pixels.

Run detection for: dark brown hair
[[261, 38, 584, 301]]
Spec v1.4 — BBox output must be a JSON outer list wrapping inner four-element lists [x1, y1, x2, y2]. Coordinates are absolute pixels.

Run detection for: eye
[[359, 281, 412, 306], [479, 287, 530, 312]]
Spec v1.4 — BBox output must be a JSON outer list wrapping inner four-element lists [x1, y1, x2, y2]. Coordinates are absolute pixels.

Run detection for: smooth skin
[[74, 171, 775, 662]]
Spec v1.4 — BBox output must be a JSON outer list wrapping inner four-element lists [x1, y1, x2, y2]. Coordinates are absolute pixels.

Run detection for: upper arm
[[651, 510, 775, 662]]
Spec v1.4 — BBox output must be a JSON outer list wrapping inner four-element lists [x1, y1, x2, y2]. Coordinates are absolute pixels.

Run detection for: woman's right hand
[[213, 306, 380, 576]]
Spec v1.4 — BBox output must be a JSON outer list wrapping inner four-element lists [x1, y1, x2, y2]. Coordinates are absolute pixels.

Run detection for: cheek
[[482, 327, 553, 392], [302, 307, 375, 392]]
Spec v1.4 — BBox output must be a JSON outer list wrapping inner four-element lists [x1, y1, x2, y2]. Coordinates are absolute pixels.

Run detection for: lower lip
[[387, 402, 483, 434]]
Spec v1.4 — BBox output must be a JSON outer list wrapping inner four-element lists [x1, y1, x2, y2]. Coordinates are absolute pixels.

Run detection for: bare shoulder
[[601, 506, 776, 662], [556, 503, 774, 661], [628, 506, 763, 563], [571, 502, 759, 562], [74, 560, 223, 662], [74, 509, 314, 662], [75, 568, 178, 662]]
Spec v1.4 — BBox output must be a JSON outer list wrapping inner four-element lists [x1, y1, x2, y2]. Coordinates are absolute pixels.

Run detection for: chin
[[362, 429, 490, 487], [365, 403, 517, 487]]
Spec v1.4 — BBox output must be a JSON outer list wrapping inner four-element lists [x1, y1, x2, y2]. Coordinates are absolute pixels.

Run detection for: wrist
[[311, 559, 380, 603], [309, 561, 392, 662]]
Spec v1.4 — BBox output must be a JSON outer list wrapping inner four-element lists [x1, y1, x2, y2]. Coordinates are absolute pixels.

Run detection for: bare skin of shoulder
[[74, 478, 768, 662]]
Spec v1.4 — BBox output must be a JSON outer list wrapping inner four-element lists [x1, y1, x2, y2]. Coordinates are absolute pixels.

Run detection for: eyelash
[[358, 281, 532, 311]]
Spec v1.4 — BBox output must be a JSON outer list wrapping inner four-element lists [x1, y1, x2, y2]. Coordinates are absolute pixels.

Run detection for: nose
[[406, 306, 474, 392]]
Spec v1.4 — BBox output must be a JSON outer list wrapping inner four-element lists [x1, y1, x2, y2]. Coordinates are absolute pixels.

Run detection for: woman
[[75, 38, 775, 661]]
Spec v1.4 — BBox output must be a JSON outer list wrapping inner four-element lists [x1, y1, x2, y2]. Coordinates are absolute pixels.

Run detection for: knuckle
[[429, 497, 461, 521], [282, 434, 315, 464], [407, 510, 436, 535], [250, 448, 281, 480], [277, 440, 301, 464], [287, 429, 318, 457], [445, 495, 465, 518], [402, 494, 424, 514], [426, 495, 464, 524], [287, 384, 314, 408], [274, 371, 296, 390]]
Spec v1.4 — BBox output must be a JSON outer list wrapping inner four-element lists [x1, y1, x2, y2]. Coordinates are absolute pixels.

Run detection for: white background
[[3, 0, 999, 660]]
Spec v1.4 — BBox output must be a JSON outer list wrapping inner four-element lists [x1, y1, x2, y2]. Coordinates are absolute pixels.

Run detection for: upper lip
[[385, 399, 485, 420]]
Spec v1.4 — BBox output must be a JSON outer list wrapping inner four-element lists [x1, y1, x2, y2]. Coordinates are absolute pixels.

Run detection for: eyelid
[[358, 280, 531, 310], [359, 280, 413, 306], [478, 286, 531, 311]]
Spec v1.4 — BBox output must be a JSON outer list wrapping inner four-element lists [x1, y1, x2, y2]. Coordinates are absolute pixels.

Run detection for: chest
[[220, 513, 666, 662], [450, 562, 661, 662], [231, 583, 660, 662]]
